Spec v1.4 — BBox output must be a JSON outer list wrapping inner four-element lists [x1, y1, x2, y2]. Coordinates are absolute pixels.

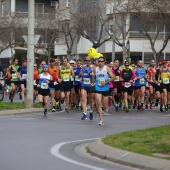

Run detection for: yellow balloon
[[94, 53, 103, 58], [87, 48, 97, 58]]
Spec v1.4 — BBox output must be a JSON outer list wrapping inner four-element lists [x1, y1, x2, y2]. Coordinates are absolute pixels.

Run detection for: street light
[[26, 0, 35, 108], [112, 0, 116, 62]]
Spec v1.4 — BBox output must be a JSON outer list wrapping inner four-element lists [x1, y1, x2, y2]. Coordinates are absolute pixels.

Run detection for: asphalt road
[[0, 106, 170, 170]]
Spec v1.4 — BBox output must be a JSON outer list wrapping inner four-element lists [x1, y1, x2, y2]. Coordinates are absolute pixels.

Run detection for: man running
[[120, 61, 137, 112], [81, 56, 94, 120], [58, 58, 74, 113], [37, 64, 53, 117], [113, 59, 123, 111], [134, 60, 147, 110], [7, 59, 19, 102], [158, 60, 170, 112], [93, 56, 114, 125], [17, 59, 27, 102], [146, 60, 157, 109]]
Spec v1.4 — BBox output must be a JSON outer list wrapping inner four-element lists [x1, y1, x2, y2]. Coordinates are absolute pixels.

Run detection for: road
[[0, 105, 170, 170]]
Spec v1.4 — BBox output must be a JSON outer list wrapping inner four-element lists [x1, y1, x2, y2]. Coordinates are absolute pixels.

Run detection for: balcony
[[129, 31, 170, 39]]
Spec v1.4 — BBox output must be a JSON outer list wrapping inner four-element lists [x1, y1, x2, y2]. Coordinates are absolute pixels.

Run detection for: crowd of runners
[[3, 56, 170, 125]]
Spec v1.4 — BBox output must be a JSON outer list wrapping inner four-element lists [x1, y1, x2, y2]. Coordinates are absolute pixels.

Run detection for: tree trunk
[[122, 46, 127, 62]]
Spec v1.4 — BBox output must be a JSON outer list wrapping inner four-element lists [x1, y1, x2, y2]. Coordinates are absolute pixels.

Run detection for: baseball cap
[[69, 60, 75, 64], [161, 60, 167, 64], [42, 64, 49, 68], [124, 61, 129, 65]]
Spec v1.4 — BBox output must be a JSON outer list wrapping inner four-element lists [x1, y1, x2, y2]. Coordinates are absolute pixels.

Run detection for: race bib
[[63, 76, 70, 82], [41, 83, 48, 89], [162, 78, 169, 84], [22, 74, 27, 79], [98, 78, 105, 86], [54, 81, 58, 85], [70, 76, 74, 81], [83, 78, 91, 85], [139, 78, 144, 84], [125, 82, 131, 88], [75, 75, 81, 81], [12, 74, 17, 79], [115, 76, 119, 82], [33, 80, 37, 85]]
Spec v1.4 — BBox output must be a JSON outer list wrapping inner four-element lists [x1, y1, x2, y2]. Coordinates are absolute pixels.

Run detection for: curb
[[87, 139, 170, 170], [0, 108, 43, 116]]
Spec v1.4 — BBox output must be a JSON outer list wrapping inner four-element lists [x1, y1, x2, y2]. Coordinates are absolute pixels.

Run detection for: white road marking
[[51, 138, 109, 170]]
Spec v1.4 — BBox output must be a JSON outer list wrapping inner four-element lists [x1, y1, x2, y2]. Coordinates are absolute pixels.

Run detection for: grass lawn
[[0, 102, 42, 110], [102, 125, 170, 160]]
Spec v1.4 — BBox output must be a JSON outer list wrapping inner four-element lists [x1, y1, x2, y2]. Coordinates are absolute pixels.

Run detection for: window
[[1, 0, 5, 17], [66, 0, 70, 7], [35, 3, 44, 17]]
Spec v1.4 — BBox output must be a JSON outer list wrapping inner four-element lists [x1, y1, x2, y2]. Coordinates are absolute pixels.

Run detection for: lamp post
[[26, 0, 35, 108], [112, 0, 116, 61]]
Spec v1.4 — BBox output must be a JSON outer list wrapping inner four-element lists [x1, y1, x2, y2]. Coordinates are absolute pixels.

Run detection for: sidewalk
[[87, 139, 170, 170], [0, 108, 43, 116]]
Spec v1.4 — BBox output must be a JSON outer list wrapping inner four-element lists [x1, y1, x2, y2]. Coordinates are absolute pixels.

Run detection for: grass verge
[[102, 125, 170, 160], [0, 102, 42, 110]]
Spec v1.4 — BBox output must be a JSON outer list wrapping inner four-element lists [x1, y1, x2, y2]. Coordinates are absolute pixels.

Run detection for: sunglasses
[[98, 60, 104, 63], [34, 66, 37, 67], [125, 65, 129, 66], [85, 60, 91, 62]]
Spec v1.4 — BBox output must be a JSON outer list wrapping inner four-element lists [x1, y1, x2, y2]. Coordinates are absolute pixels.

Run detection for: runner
[[93, 56, 114, 125], [58, 58, 74, 113], [37, 64, 53, 117], [7, 59, 19, 102], [134, 60, 147, 110], [17, 59, 27, 102], [146, 60, 157, 109], [158, 60, 170, 112], [81, 56, 94, 120], [48, 58, 60, 112], [154, 62, 163, 112], [120, 61, 137, 112], [73, 59, 82, 109], [113, 59, 123, 111]]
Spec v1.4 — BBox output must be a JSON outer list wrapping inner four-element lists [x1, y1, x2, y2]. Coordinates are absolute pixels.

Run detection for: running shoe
[[137, 104, 141, 110], [140, 105, 145, 111], [19, 92, 22, 100], [89, 112, 93, 120], [52, 108, 56, 112], [65, 108, 69, 113], [44, 109, 47, 117], [145, 105, 148, 109], [149, 104, 152, 110], [165, 107, 168, 112], [81, 113, 87, 120], [160, 106, 163, 112], [98, 120, 104, 125], [125, 107, 129, 113]]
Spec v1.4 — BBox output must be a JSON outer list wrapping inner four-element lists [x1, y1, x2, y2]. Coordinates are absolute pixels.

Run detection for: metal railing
[[129, 31, 170, 39]]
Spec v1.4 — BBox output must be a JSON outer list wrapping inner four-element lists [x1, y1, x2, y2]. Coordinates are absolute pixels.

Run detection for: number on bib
[[139, 78, 144, 84], [12, 74, 17, 79], [162, 78, 169, 84], [22, 74, 27, 79], [63, 76, 69, 82], [75, 75, 80, 81], [41, 83, 48, 89], [83, 78, 90, 84], [98, 78, 105, 86], [125, 82, 131, 88], [115, 76, 119, 82]]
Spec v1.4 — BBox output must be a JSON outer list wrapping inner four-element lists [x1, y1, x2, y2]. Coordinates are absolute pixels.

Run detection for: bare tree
[[70, 1, 112, 49], [132, 0, 170, 65]]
